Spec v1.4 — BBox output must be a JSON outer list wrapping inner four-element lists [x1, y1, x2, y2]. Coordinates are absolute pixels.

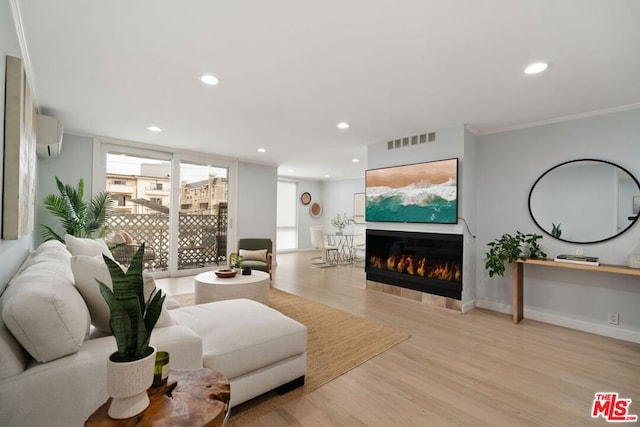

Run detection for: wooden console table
[[512, 259, 640, 324], [86, 369, 230, 427]]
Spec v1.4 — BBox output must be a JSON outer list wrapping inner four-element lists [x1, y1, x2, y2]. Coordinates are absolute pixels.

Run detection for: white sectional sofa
[[0, 239, 307, 426]]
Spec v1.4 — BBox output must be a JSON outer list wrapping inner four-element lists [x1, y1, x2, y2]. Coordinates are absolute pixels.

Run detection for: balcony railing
[[106, 211, 227, 271]]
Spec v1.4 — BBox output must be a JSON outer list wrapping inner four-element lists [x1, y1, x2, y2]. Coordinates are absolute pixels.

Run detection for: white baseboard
[[276, 248, 318, 254], [476, 299, 511, 314], [476, 299, 640, 344], [461, 299, 476, 314]]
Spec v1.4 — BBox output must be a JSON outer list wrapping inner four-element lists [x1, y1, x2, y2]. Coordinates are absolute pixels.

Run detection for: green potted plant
[[485, 231, 547, 277], [41, 176, 112, 242], [331, 213, 355, 235], [230, 253, 243, 270], [97, 243, 166, 419]]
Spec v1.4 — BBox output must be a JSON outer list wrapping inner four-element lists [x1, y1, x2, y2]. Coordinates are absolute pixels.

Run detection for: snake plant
[[97, 243, 165, 362]]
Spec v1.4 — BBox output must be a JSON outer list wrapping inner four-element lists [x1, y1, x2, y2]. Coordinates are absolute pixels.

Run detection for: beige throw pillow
[[65, 235, 113, 259], [239, 249, 268, 263], [2, 262, 90, 362], [71, 255, 174, 333]]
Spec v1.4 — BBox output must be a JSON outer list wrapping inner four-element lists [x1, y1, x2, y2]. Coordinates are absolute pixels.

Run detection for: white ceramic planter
[[106, 347, 156, 419]]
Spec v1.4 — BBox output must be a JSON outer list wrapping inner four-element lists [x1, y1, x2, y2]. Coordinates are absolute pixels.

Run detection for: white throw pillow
[[65, 234, 113, 258], [2, 263, 90, 362], [239, 249, 268, 262], [71, 255, 174, 333]]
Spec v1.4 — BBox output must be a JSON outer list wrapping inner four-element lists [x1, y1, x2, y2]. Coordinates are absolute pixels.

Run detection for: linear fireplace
[[365, 229, 463, 300]]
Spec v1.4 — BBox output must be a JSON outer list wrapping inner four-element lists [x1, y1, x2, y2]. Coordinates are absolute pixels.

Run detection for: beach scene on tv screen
[[365, 158, 457, 224]]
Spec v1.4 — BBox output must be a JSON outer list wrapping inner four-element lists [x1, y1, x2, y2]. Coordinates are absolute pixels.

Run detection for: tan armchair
[[231, 238, 273, 279]]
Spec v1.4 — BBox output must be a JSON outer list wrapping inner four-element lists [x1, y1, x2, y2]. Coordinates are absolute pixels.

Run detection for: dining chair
[[351, 226, 366, 267], [310, 226, 338, 267]]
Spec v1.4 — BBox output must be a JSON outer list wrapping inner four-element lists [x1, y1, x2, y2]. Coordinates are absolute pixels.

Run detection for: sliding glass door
[[175, 160, 228, 272]]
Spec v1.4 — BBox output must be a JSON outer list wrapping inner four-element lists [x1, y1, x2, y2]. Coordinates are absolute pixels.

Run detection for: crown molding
[[464, 124, 481, 136], [479, 103, 640, 136]]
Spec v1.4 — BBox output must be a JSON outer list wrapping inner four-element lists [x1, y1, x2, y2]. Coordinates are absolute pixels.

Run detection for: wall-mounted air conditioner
[[36, 114, 63, 157]]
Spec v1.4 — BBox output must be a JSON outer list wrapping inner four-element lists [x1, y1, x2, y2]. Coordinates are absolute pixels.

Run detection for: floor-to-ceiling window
[[277, 180, 297, 251], [97, 141, 233, 277]]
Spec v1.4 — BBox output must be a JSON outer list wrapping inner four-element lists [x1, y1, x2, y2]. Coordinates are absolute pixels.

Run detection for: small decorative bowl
[[215, 268, 238, 278]]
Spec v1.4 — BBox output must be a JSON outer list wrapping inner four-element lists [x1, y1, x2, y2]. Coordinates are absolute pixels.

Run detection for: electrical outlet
[[608, 312, 619, 325]]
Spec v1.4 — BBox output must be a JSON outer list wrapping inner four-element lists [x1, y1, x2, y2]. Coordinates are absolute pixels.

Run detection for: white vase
[[106, 346, 156, 419]]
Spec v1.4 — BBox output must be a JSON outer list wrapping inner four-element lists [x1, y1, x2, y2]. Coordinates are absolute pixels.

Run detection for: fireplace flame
[[370, 255, 461, 283]]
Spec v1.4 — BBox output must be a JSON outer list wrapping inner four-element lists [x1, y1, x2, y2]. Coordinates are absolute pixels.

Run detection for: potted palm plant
[[97, 243, 165, 419], [41, 176, 112, 242]]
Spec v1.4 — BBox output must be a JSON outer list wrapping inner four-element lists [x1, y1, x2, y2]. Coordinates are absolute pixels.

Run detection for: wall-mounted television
[[365, 158, 458, 224]]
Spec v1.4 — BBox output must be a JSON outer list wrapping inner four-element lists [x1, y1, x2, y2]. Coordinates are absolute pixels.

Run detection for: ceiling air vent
[[387, 132, 437, 149]]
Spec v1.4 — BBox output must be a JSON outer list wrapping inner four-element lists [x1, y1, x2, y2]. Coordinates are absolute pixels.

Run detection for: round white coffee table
[[194, 270, 270, 304]]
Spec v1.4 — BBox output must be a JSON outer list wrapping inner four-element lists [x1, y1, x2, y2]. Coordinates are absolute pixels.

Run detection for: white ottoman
[[194, 270, 270, 304], [170, 298, 307, 407]]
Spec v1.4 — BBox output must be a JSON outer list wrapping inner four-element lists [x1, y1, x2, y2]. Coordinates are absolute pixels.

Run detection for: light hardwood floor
[[157, 252, 640, 426]]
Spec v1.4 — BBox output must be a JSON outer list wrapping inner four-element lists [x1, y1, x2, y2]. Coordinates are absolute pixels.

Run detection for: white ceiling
[[13, 0, 640, 180]]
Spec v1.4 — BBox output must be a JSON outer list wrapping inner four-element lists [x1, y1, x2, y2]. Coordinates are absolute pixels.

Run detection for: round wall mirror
[[528, 159, 640, 244]]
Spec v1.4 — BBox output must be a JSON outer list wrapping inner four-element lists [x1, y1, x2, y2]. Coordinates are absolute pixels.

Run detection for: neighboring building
[[106, 170, 227, 214], [180, 174, 228, 214], [106, 173, 171, 214]]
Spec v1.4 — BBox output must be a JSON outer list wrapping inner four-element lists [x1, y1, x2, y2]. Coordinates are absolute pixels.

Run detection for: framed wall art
[[365, 158, 458, 224], [2, 55, 37, 240]]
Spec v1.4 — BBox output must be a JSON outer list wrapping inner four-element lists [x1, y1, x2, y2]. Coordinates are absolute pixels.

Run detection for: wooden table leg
[[513, 262, 524, 323]]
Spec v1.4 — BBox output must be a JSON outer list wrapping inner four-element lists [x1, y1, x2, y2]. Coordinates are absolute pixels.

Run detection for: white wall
[[461, 128, 478, 305], [475, 108, 640, 342], [295, 179, 323, 249], [236, 161, 277, 251], [0, 0, 33, 292], [321, 178, 365, 234], [36, 134, 94, 245]]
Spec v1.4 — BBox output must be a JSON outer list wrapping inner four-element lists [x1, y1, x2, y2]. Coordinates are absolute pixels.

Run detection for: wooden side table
[[513, 258, 640, 323], [85, 369, 231, 427]]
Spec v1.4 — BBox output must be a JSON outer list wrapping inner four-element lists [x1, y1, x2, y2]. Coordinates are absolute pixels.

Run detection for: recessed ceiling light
[[324, 174, 330, 178], [257, 148, 266, 153], [352, 158, 360, 163], [147, 126, 162, 132], [337, 122, 350, 129], [200, 74, 219, 85], [524, 62, 549, 75]]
